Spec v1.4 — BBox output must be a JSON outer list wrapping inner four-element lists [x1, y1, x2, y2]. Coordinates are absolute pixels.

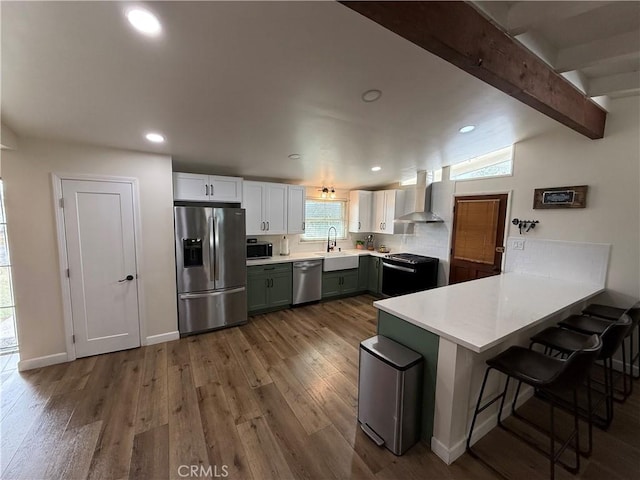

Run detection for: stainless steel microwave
[[247, 241, 272, 259]]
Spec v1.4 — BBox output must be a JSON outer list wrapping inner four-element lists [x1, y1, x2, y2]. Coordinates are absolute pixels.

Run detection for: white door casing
[[60, 178, 141, 358]]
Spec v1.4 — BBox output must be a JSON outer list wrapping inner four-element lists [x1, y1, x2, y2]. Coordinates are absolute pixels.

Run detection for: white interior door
[[62, 179, 140, 358]]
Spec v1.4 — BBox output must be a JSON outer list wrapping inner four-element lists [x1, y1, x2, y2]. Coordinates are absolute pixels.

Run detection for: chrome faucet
[[327, 226, 337, 252]]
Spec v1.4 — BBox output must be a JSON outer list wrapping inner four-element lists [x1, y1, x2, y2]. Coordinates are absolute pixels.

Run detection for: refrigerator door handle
[[179, 287, 246, 300], [212, 214, 220, 283]]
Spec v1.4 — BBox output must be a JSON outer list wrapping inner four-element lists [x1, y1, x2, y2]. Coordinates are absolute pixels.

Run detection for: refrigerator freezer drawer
[[178, 286, 247, 335]]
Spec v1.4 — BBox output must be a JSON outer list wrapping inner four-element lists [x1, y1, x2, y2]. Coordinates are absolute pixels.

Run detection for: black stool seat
[[583, 304, 626, 321], [488, 347, 566, 388], [531, 327, 593, 354], [558, 314, 611, 335]]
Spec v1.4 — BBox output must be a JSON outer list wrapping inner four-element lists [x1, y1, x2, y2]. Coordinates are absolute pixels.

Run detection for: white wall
[[453, 97, 639, 304], [370, 97, 639, 302], [2, 137, 178, 364]]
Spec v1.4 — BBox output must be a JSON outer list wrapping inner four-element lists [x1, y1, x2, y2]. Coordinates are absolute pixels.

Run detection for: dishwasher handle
[[293, 261, 322, 270]]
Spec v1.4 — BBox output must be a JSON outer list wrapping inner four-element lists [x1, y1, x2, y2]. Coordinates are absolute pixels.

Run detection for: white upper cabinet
[[348, 190, 373, 233], [287, 185, 306, 234], [243, 181, 288, 235], [373, 190, 406, 234], [173, 173, 242, 203]]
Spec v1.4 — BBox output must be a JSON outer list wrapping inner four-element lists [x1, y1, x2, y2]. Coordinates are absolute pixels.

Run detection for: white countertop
[[246, 249, 387, 266], [374, 272, 604, 353]]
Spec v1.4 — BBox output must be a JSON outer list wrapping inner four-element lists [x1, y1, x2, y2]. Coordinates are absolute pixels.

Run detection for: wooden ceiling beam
[[339, 1, 607, 139]]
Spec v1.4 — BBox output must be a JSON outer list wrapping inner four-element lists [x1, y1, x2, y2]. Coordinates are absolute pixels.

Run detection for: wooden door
[[449, 194, 508, 285], [62, 179, 140, 357]]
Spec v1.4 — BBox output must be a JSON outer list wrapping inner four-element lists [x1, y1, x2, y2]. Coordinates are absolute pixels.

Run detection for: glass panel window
[[302, 199, 347, 242], [450, 146, 514, 181], [0, 181, 18, 351]]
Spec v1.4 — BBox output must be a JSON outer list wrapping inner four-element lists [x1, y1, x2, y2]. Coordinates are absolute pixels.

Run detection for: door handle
[[118, 275, 135, 282], [302, 222, 305, 231], [205, 184, 209, 196], [210, 184, 214, 196], [270, 278, 274, 287], [261, 221, 265, 231], [179, 287, 245, 300], [358, 221, 361, 230], [495, 246, 505, 253], [266, 221, 270, 231]]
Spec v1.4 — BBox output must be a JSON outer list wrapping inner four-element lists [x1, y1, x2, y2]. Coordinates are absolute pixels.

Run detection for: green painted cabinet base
[[322, 269, 359, 299], [247, 263, 292, 314], [377, 310, 439, 443]]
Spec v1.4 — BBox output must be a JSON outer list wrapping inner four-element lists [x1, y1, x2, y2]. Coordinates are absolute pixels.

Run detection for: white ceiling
[[1, 1, 598, 188]]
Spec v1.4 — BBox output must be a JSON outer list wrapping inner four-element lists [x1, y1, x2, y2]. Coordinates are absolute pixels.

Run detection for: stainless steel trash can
[[357, 335, 423, 455]]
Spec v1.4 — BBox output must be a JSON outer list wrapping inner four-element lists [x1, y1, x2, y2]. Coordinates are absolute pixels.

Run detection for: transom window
[[302, 199, 347, 241], [449, 146, 514, 181]]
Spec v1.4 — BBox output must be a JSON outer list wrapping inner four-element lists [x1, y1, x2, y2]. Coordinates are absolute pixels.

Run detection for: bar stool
[[529, 314, 632, 454], [560, 307, 639, 401], [583, 302, 640, 385], [466, 335, 602, 480]]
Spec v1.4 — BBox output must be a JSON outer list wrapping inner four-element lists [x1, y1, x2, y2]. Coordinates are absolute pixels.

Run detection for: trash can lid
[[360, 335, 423, 370]]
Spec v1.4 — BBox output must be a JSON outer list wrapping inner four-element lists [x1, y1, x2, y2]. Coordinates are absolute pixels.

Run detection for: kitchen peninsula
[[374, 269, 605, 465]]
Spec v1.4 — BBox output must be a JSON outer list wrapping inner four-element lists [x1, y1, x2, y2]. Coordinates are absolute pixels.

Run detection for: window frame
[[449, 146, 514, 182], [300, 198, 348, 242]]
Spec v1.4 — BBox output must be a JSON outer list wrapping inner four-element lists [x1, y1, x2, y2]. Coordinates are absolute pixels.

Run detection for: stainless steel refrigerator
[[174, 206, 247, 335]]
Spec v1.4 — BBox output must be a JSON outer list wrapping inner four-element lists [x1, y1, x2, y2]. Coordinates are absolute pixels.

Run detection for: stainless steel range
[[381, 253, 439, 297]]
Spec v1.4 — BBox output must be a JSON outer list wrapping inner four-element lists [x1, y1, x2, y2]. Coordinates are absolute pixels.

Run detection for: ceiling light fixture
[[288, 153, 301, 160], [459, 125, 476, 133], [321, 186, 329, 199], [371, 166, 382, 172], [330, 187, 336, 199], [126, 8, 161, 36], [361, 89, 382, 103], [145, 132, 165, 143]]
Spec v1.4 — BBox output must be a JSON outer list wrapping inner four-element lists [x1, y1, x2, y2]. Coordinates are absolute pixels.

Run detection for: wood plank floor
[[1, 295, 638, 479]]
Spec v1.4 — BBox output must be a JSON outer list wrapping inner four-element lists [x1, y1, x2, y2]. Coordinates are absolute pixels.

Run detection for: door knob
[[118, 275, 135, 282]]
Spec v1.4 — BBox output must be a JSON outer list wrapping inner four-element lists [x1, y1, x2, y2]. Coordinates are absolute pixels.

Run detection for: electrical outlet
[[513, 239, 525, 250]]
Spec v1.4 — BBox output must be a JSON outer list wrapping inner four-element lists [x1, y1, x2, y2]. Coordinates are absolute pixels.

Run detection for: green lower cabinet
[[269, 271, 293, 307], [321, 271, 342, 299], [341, 270, 359, 295], [322, 269, 359, 299], [368, 257, 383, 295], [357, 256, 369, 292], [247, 264, 292, 314]]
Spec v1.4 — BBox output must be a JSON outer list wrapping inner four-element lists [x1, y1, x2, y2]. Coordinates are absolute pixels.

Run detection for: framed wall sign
[[533, 185, 588, 209]]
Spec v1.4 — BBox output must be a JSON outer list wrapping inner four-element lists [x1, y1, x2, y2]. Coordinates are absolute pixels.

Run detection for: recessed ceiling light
[[126, 8, 161, 36], [459, 125, 476, 133], [288, 154, 301, 160], [371, 166, 382, 172], [362, 89, 382, 103], [145, 132, 165, 143]]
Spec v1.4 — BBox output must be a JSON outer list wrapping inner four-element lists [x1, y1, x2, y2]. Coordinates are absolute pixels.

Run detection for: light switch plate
[[513, 239, 525, 250]]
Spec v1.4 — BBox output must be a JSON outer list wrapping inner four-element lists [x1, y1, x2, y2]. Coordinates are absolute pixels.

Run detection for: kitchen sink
[[314, 252, 359, 271]]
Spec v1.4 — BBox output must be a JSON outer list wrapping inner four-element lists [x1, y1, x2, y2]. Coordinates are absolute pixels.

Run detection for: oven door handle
[[382, 262, 416, 274]]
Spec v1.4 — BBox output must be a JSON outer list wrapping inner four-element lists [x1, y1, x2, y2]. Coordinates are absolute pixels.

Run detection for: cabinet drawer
[[248, 262, 292, 276]]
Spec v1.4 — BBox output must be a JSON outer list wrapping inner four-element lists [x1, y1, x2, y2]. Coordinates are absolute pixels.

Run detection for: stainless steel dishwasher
[[292, 260, 323, 305]]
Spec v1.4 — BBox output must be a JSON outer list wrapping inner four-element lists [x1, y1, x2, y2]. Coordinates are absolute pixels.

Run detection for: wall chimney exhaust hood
[[395, 171, 444, 224]]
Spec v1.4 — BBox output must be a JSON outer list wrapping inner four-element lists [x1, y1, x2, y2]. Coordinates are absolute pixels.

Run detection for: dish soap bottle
[[279, 235, 290, 256]]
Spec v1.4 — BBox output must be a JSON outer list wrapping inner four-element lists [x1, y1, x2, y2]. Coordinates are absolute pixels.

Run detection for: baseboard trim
[[612, 358, 640, 376], [431, 385, 534, 465], [145, 331, 180, 346], [17, 352, 69, 371]]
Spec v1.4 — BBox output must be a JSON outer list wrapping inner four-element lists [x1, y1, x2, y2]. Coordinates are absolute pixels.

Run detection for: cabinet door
[[247, 272, 269, 313], [265, 183, 288, 234], [322, 272, 342, 299], [173, 173, 209, 201], [243, 181, 265, 236], [287, 185, 306, 234], [341, 270, 359, 295], [349, 191, 373, 233], [380, 191, 396, 234], [358, 256, 369, 291], [373, 191, 386, 234], [209, 176, 243, 203], [368, 257, 381, 294], [268, 271, 292, 307]]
